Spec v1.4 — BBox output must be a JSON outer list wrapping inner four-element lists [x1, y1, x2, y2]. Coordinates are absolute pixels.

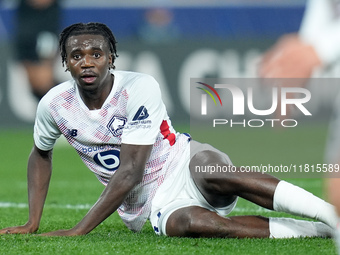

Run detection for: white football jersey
[[34, 70, 190, 231]]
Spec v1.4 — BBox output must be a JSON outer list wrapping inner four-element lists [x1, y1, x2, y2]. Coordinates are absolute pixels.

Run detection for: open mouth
[[81, 73, 97, 84], [81, 76, 97, 83]]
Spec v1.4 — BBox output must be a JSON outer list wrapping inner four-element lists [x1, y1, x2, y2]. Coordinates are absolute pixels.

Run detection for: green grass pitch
[[0, 124, 337, 255]]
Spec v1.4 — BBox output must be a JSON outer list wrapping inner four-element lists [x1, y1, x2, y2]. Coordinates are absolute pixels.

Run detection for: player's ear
[[65, 61, 70, 72], [108, 53, 114, 70]]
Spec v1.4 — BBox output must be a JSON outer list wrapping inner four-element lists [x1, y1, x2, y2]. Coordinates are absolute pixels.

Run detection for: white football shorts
[[150, 140, 238, 236]]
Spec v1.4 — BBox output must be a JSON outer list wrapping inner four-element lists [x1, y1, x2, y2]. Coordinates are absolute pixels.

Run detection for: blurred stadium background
[[0, 3, 338, 253], [0, 0, 337, 128]]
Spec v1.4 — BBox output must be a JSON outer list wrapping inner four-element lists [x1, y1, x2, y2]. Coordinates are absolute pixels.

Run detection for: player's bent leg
[[165, 206, 270, 238], [190, 150, 338, 228], [190, 150, 279, 210], [165, 206, 333, 238]]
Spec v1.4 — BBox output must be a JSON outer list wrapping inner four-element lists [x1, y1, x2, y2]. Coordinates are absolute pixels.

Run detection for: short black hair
[[59, 22, 118, 68]]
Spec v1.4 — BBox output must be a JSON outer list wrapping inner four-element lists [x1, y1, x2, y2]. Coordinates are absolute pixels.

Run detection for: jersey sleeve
[[121, 74, 167, 145], [33, 95, 62, 151]]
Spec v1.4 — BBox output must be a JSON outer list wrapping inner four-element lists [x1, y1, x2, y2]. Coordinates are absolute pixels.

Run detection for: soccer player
[[0, 22, 337, 238]]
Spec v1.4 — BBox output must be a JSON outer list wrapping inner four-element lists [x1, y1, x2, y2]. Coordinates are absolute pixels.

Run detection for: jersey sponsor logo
[[81, 144, 115, 153], [133, 106, 149, 121], [107, 116, 127, 136], [93, 149, 120, 171]]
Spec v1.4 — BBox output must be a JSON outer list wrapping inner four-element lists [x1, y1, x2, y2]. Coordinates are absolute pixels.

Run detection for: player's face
[[65, 34, 113, 92]]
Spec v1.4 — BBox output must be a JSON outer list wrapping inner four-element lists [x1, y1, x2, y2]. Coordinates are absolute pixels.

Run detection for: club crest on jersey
[[133, 106, 149, 121], [107, 116, 127, 137]]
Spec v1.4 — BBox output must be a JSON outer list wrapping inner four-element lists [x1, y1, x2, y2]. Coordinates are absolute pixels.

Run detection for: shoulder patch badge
[[133, 106, 149, 121]]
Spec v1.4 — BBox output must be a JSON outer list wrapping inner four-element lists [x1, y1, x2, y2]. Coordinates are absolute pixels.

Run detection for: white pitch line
[[0, 202, 93, 210], [0, 202, 28, 208], [0, 202, 271, 213]]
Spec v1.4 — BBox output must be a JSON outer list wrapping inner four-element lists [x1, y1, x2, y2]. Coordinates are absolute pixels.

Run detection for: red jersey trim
[[160, 120, 176, 146]]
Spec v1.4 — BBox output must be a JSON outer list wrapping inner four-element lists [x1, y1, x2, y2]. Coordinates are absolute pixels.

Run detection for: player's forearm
[[71, 167, 142, 235], [26, 146, 52, 231], [68, 144, 152, 235]]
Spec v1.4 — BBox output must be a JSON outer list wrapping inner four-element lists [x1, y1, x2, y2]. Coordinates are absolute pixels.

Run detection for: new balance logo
[[133, 106, 149, 121], [67, 129, 78, 137]]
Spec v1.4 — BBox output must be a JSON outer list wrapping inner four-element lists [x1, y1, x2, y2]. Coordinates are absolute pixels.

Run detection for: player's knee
[[166, 208, 193, 237], [191, 156, 243, 195], [198, 168, 244, 196], [166, 207, 212, 238]]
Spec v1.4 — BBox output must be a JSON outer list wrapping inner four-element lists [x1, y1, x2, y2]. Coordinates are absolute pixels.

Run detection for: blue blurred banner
[[0, 4, 304, 40]]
